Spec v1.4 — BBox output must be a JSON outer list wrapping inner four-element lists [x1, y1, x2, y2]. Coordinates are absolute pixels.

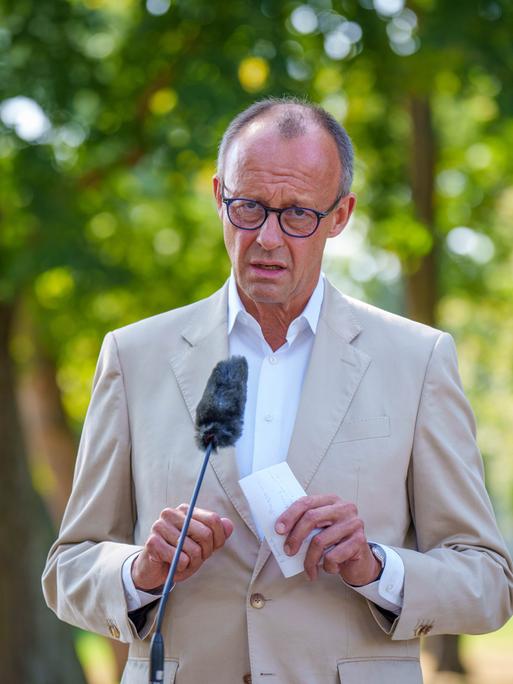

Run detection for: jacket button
[[250, 592, 266, 609], [108, 623, 120, 639], [414, 623, 433, 637], [243, 675, 252, 683]]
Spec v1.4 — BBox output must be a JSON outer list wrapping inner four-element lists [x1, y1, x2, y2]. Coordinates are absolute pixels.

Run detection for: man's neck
[[237, 295, 306, 352], [250, 307, 294, 351], [228, 273, 324, 352]]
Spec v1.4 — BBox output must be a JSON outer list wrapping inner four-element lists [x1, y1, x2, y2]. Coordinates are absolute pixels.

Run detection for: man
[[43, 98, 513, 684]]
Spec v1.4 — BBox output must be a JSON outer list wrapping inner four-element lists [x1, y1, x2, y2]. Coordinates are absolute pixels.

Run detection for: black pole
[[148, 441, 215, 683]]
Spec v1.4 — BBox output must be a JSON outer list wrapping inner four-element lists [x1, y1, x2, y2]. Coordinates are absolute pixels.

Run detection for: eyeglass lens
[[227, 200, 318, 236]]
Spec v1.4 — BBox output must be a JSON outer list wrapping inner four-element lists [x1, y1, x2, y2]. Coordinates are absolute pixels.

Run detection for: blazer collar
[[169, 282, 259, 538]]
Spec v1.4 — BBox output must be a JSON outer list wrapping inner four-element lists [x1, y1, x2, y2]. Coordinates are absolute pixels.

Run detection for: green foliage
[[2, 0, 513, 524]]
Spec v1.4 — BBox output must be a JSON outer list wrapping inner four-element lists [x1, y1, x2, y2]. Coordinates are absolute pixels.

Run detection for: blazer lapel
[[287, 281, 371, 491], [169, 284, 258, 539], [254, 281, 372, 576]]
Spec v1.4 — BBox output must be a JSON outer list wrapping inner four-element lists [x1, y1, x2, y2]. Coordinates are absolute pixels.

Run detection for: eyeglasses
[[221, 184, 344, 238]]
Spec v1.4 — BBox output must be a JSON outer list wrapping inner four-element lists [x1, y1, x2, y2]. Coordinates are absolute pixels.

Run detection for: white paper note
[[239, 462, 317, 578]]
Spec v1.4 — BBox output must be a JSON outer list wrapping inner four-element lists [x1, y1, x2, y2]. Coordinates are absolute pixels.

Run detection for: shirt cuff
[[344, 543, 404, 615], [121, 554, 163, 612]]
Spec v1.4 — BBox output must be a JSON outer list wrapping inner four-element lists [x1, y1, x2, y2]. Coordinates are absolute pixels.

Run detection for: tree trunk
[[0, 300, 87, 683], [406, 96, 438, 326], [17, 348, 75, 522], [407, 96, 466, 675], [428, 634, 467, 674], [15, 314, 129, 678]]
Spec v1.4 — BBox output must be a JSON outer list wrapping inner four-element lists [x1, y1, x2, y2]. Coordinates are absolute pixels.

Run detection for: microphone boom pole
[[149, 356, 248, 684], [149, 440, 215, 684]]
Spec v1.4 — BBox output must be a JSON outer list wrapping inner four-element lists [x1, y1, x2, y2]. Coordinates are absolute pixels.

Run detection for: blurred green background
[[1, 0, 512, 682]]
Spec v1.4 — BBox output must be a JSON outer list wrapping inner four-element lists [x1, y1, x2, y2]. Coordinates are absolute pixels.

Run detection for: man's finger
[[284, 502, 353, 555], [187, 514, 234, 554], [146, 532, 188, 567], [190, 508, 229, 549], [152, 515, 211, 565], [323, 537, 364, 575], [303, 521, 352, 579], [183, 519, 215, 559], [275, 495, 339, 535], [221, 517, 234, 538], [172, 505, 231, 550]]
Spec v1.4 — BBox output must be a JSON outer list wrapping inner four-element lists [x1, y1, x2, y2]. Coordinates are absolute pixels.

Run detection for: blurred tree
[[0, 0, 133, 679], [1, 0, 513, 681], [0, 302, 87, 682]]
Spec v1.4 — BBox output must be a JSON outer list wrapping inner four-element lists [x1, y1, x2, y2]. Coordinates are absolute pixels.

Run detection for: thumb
[[221, 517, 234, 538]]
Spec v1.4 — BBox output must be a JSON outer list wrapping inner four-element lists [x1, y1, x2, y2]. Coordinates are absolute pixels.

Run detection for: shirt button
[[250, 592, 266, 609], [386, 584, 394, 592], [264, 414, 273, 422], [268, 355, 278, 365]]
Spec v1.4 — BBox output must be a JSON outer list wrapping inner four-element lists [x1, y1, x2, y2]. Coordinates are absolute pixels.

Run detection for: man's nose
[[256, 211, 284, 250]]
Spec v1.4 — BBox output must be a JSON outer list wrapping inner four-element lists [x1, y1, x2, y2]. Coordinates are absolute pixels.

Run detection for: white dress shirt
[[122, 274, 404, 614]]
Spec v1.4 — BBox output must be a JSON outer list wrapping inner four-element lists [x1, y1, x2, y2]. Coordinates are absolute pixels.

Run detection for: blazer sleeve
[[42, 332, 153, 643], [370, 332, 513, 640]]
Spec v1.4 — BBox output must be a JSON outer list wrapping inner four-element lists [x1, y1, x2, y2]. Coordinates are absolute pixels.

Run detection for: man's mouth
[[251, 262, 286, 270]]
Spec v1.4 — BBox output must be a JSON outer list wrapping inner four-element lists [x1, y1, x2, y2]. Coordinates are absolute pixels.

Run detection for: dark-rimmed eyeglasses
[[221, 184, 344, 238]]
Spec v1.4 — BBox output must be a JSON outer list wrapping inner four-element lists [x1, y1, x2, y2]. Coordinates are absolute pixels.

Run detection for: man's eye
[[242, 201, 258, 210], [292, 208, 306, 217]]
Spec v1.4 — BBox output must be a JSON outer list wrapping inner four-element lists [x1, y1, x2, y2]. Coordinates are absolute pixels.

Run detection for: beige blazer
[[43, 280, 513, 684]]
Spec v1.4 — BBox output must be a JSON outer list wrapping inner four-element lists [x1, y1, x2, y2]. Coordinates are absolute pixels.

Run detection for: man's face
[[213, 118, 355, 320]]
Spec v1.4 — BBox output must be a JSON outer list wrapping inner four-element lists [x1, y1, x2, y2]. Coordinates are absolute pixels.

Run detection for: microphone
[[149, 356, 248, 684], [195, 354, 248, 450]]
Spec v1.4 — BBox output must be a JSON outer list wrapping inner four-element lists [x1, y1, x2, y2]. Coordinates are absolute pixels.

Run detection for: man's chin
[[238, 281, 289, 308]]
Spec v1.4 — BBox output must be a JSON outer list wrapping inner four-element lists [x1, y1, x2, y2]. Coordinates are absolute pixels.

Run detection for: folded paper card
[[239, 462, 318, 578]]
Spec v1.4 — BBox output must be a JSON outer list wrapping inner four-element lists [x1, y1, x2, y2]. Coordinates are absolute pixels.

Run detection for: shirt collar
[[227, 271, 324, 338]]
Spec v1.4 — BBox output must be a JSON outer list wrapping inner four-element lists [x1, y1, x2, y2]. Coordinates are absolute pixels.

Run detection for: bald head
[[217, 98, 354, 195]]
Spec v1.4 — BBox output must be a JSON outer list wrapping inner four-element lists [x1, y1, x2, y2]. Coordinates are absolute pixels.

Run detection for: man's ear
[[328, 193, 357, 238], [213, 175, 223, 216]]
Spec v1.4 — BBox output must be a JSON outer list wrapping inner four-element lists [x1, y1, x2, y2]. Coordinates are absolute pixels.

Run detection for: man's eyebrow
[[229, 191, 314, 208], [224, 181, 316, 208]]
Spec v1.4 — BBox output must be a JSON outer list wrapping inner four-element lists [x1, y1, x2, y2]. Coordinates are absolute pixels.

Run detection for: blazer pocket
[[332, 416, 390, 443], [337, 657, 421, 683], [121, 657, 179, 684]]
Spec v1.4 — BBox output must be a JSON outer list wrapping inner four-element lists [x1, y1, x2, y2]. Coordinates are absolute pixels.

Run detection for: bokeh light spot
[[314, 67, 343, 95], [322, 94, 348, 121], [35, 268, 75, 308], [374, 0, 405, 16], [340, 21, 363, 43], [88, 212, 117, 239], [0, 96, 51, 142], [290, 5, 318, 34], [437, 169, 467, 197], [447, 226, 495, 263], [466, 144, 492, 170], [238, 57, 270, 92], [146, 0, 171, 15], [287, 58, 311, 81], [149, 88, 178, 115], [154, 228, 181, 256], [324, 31, 351, 60], [84, 33, 116, 59]]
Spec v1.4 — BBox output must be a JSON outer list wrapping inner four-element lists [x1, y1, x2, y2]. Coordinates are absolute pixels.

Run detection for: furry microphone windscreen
[[195, 356, 248, 451]]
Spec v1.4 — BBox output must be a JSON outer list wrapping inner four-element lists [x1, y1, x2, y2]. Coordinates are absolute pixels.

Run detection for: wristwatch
[[369, 543, 386, 581]]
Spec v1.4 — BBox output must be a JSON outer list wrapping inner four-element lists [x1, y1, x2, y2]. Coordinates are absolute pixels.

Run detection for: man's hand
[[275, 494, 381, 585], [132, 504, 234, 591]]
